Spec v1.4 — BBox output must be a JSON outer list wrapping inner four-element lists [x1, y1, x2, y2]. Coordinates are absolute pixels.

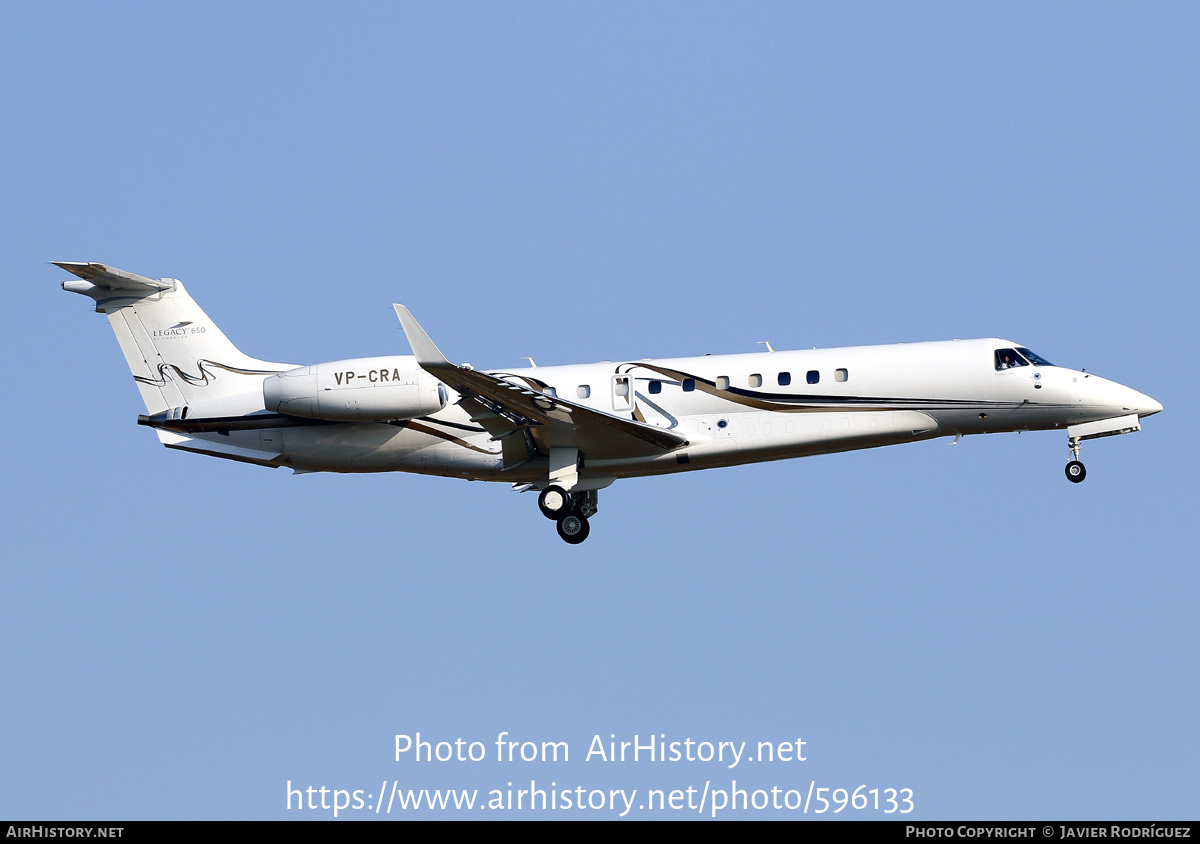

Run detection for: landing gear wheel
[[538, 485, 570, 520], [556, 513, 590, 544], [1065, 460, 1086, 483]]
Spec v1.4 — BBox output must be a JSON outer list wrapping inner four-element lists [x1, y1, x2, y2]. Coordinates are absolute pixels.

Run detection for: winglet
[[393, 304, 452, 368]]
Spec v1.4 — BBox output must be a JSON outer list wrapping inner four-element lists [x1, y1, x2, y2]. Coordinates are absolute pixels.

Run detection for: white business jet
[[60, 262, 1162, 544]]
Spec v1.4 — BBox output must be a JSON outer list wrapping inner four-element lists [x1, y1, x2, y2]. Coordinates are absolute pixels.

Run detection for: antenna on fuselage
[[523, 357, 538, 367], [758, 341, 775, 353]]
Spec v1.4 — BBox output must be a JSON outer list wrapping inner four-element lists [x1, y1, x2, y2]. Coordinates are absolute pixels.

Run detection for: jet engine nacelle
[[263, 355, 447, 422]]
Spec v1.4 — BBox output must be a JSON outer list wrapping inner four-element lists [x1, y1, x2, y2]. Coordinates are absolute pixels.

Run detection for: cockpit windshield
[[994, 348, 1028, 370], [1016, 347, 1053, 366], [995, 347, 1054, 370]]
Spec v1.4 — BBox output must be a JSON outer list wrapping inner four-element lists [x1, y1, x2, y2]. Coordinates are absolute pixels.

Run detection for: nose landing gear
[[1065, 436, 1086, 483]]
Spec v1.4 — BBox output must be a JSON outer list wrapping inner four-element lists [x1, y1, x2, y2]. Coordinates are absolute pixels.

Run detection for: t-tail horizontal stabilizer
[[54, 261, 174, 294]]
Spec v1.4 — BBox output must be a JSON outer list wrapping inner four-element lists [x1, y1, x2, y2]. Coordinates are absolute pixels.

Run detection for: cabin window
[[682, 378, 696, 392], [614, 380, 629, 397], [835, 368, 848, 382], [716, 376, 730, 390], [749, 374, 762, 388], [807, 370, 820, 384], [648, 380, 662, 394], [577, 385, 591, 398], [778, 372, 791, 386]]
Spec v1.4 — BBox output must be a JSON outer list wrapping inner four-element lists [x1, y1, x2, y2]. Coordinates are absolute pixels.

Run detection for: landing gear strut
[[1065, 436, 1086, 483]]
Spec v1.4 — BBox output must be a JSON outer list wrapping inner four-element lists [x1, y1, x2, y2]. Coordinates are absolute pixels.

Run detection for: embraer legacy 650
[[61, 262, 1162, 544]]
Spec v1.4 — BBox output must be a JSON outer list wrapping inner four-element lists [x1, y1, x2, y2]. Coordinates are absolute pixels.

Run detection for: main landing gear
[[1065, 436, 1086, 484], [556, 513, 590, 544], [538, 484, 598, 545]]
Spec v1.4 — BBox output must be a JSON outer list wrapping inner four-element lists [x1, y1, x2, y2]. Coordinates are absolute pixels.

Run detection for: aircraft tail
[[58, 262, 295, 418]]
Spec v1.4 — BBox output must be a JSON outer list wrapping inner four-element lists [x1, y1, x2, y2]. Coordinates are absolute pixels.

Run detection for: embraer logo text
[[334, 369, 412, 385]]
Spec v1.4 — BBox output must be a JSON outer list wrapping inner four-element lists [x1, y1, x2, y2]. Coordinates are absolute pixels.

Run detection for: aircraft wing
[[393, 305, 688, 462]]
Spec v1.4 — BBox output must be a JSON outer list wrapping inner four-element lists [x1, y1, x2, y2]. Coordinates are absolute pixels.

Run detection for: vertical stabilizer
[[58, 262, 295, 416]]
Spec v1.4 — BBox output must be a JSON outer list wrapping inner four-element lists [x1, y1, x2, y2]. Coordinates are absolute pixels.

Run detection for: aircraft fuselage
[[241, 338, 1159, 484]]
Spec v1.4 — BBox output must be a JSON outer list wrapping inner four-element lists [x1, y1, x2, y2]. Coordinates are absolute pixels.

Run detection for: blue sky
[[1, 2, 1196, 819]]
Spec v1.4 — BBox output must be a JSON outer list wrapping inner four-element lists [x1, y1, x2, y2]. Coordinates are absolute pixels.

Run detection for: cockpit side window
[[1016, 347, 1053, 366], [994, 348, 1029, 370]]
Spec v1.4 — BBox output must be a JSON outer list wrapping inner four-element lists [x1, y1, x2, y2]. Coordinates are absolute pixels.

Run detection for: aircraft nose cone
[[1090, 378, 1163, 418], [1116, 382, 1163, 417], [1138, 393, 1164, 417]]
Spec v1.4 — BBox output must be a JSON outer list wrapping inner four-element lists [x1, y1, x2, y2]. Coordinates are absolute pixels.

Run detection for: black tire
[[1065, 460, 1086, 483], [556, 513, 590, 544], [538, 485, 570, 520]]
